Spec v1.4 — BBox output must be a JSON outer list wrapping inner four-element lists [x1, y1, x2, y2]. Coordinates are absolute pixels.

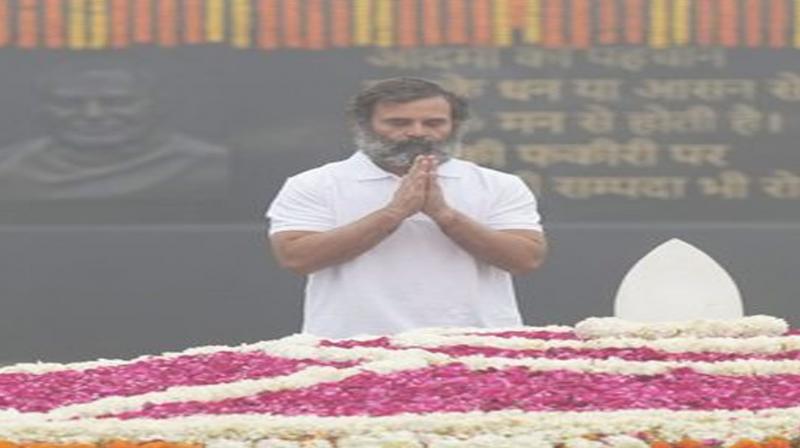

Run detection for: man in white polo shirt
[[266, 78, 547, 339]]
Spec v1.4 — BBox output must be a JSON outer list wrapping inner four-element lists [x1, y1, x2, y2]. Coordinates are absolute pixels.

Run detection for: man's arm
[[421, 155, 547, 274], [269, 156, 431, 275], [270, 208, 403, 275], [429, 209, 547, 274]]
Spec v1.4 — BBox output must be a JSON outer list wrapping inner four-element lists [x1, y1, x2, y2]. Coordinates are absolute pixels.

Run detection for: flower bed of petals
[[0, 436, 797, 448], [2, 317, 800, 447], [0, 433, 800, 448], [0, 352, 357, 413], [111, 364, 800, 419]]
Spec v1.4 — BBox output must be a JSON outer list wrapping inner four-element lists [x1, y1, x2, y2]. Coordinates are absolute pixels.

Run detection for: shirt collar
[[349, 151, 464, 180]]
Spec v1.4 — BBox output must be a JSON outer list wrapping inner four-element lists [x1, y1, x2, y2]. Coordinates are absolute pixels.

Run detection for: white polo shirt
[[266, 151, 543, 339]]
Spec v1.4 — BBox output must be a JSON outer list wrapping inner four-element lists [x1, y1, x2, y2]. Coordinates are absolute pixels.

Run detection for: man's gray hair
[[348, 77, 470, 130]]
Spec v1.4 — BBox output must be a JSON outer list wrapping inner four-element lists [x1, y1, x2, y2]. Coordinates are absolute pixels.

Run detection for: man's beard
[[355, 127, 461, 172]]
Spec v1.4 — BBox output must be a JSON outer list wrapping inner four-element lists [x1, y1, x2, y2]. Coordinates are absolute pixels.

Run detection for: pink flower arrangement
[[110, 364, 800, 419], [0, 352, 355, 412]]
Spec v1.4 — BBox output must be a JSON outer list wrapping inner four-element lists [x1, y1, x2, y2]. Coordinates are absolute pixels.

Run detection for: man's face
[[357, 96, 459, 171], [43, 69, 156, 149]]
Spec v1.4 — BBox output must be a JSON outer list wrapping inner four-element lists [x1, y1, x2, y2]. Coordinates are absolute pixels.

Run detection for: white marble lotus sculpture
[[614, 238, 744, 321]]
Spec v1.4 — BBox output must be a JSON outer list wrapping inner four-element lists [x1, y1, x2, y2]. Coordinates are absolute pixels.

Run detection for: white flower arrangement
[[574, 316, 789, 340], [3, 410, 800, 446]]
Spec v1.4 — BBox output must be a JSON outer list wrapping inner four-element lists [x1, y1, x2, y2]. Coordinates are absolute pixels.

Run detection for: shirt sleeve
[[266, 174, 336, 235], [485, 176, 544, 232]]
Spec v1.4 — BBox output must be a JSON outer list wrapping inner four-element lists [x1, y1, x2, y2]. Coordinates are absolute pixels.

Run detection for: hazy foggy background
[[1, 46, 798, 364]]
